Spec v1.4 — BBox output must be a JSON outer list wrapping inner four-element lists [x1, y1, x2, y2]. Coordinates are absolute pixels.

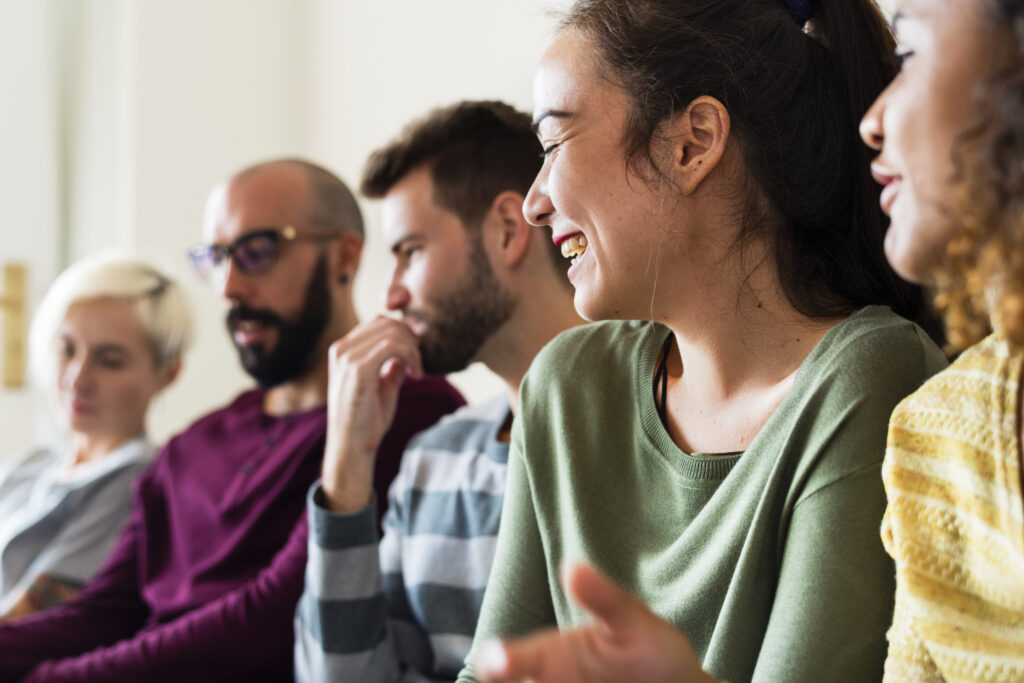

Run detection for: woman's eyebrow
[[93, 344, 130, 356], [531, 110, 573, 135]]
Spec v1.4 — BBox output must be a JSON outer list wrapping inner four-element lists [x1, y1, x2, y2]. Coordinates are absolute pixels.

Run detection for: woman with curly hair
[[859, 0, 1024, 679]]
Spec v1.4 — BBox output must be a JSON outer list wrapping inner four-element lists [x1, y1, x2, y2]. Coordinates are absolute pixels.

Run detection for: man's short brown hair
[[361, 100, 542, 232]]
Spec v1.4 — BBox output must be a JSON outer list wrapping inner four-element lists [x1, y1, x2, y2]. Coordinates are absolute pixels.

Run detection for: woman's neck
[[658, 257, 845, 453], [70, 432, 138, 467]]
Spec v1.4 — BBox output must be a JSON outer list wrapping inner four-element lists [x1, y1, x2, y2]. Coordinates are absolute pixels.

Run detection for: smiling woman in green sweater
[[457, 0, 947, 682]]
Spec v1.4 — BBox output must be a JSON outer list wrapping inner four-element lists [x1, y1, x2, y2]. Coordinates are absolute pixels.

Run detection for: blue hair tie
[[785, 0, 813, 24]]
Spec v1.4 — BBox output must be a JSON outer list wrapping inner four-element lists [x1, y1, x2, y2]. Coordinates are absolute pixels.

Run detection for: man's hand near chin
[[321, 315, 424, 514]]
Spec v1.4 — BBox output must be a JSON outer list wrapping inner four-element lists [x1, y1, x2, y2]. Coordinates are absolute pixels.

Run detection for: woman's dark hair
[[562, 0, 930, 323]]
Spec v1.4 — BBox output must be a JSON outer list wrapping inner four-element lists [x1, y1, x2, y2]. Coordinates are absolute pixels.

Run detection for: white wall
[[31, 0, 569, 447], [2, 0, 897, 450], [48, 0, 309, 444], [116, 0, 313, 443], [303, 0, 570, 416], [0, 0, 61, 456]]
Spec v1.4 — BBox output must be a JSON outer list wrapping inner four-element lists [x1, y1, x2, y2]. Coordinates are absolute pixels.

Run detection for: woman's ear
[[157, 357, 182, 393], [663, 96, 731, 195]]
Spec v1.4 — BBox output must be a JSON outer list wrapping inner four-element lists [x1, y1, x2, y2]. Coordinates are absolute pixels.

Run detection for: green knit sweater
[[458, 306, 947, 683]]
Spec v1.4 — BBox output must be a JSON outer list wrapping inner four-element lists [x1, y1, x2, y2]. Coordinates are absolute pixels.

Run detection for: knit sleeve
[[752, 463, 895, 682], [882, 511, 944, 683], [456, 440, 556, 683], [294, 484, 405, 683], [748, 320, 946, 682], [18, 513, 308, 682]]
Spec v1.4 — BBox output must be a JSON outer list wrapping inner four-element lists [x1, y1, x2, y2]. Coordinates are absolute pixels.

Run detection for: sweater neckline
[[634, 306, 882, 481]]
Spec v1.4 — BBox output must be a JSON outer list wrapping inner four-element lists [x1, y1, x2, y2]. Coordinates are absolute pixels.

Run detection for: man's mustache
[[226, 305, 282, 330]]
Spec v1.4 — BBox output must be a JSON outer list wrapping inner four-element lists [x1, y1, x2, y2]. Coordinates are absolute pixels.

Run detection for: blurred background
[[0, 0, 896, 459]]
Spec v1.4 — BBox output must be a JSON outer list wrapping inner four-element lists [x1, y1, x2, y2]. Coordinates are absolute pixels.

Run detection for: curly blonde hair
[[934, 2, 1024, 353]]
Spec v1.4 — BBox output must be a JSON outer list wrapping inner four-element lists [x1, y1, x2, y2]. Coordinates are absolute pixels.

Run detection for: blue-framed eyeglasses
[[187, 226, 336, 282]]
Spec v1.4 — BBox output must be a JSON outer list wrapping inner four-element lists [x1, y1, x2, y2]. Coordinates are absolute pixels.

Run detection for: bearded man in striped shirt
[[294, 100, 583, 683]]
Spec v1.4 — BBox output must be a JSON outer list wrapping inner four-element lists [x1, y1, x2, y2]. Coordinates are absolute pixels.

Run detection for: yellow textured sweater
[[882, 334, 1024, 682]]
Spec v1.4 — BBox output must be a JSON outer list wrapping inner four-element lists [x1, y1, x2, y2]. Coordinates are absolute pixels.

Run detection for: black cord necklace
[[653, 334, 673, 425]]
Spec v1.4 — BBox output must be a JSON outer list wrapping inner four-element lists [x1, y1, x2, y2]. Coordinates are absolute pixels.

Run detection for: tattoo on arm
[[2, 574, 84, 620]]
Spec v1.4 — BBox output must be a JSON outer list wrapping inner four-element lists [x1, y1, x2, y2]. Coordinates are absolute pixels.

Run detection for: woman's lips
[[554, 232, 588, 262], [879, 179, 903, 215], [560, 234, 588, 262], [70, 399, 96, 416], [552, 231, 579, 248], [553, 231, 588, 282], [871, 165, 903, 216]]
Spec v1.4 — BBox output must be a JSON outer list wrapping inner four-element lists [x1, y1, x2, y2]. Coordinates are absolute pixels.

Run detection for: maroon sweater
[[0, 378, 463, 682]]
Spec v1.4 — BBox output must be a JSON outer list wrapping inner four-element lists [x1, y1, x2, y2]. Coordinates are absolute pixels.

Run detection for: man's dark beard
[[226, 257, 331, 388], [415, 236, 515, 374]]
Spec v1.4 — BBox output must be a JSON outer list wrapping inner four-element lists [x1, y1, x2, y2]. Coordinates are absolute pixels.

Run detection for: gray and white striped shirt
[[295, 396, 510, 683]]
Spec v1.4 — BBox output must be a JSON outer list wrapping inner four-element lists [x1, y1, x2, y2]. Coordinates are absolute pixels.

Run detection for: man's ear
[[329, 232, 363, 285], [486, 191, 533, 268], [662, 95, 730, 196]]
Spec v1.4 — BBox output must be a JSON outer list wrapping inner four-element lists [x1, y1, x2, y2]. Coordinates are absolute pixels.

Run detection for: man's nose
[[384, 279, 411, 312], [217, 258, 253, 303]]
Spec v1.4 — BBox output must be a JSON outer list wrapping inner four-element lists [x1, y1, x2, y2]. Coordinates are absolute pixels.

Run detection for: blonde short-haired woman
[[0, 252, 191, 618]]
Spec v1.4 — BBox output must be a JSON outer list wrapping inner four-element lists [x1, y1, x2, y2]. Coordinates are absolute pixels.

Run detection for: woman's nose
[[859, 92, 887, 151], [63, 359, 92, 393], [523, 167, 555, 227]]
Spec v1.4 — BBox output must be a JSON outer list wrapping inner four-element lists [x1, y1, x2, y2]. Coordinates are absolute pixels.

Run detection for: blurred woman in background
[[859, 0, 1024, 678], [0, 252, 191, 618]]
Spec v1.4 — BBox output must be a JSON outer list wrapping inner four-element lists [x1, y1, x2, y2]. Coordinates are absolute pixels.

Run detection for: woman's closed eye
[[895, 45, 915, 69], [95, 350, 129, 370]]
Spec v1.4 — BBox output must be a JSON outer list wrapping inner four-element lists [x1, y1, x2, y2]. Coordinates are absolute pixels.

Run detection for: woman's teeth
[[560, 235, 588, 265]]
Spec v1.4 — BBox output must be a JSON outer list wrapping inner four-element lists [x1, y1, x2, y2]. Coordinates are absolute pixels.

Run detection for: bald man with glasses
[[0, 158, 464, 683]]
